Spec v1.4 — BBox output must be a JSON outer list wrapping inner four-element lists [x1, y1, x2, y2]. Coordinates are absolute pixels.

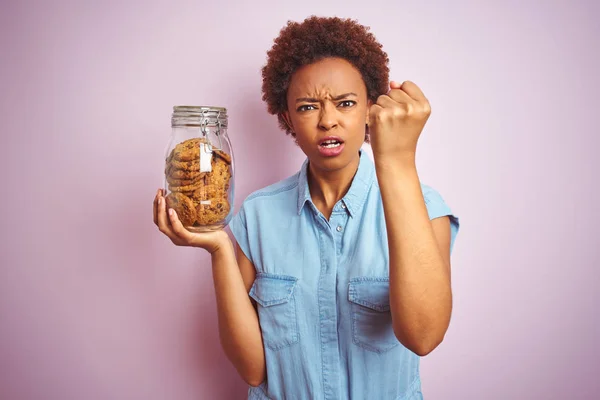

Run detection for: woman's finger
[[386, 87, 414, 105], [167, 208, 197, 246], [153, 189, 160, 226], [390, 80, 403, 89], [399, 81, 428, 103], [157, 195, 176, 239]]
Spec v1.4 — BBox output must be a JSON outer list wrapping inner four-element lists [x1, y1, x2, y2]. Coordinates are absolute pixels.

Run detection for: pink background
[[1, 0, 598, 399]]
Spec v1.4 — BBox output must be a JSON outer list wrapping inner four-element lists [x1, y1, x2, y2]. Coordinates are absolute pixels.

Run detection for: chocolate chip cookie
[[165, 192, 197, 227], [191, 184, 227, 203], [213, 149, 232, 164], [168, 179, 205, 194], [168, 168, 205, 180], [206, 156, 231, 187], [167, 158, 201, 173], [166, 173, 205, 188], [196, 196, 231, 225], [171, 138, 198, 161]]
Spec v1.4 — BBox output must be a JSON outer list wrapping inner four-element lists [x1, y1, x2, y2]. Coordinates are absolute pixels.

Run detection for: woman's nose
[[318, 103, 338, 131]]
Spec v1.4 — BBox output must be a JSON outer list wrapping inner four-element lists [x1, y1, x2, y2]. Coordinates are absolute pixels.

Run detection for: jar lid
[[172, 105, 228, 128]]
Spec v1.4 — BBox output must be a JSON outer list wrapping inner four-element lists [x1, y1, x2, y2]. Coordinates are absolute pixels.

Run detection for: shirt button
[[336, 226, 343, 232], [341, 203, 346, 209]]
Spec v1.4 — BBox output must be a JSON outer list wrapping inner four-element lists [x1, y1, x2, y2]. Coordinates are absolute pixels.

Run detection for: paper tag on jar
[[199, 143, 213, 173]]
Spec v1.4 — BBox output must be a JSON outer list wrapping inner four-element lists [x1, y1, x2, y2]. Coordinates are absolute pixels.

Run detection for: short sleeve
[[228, 203, 253, 263], [422, 184, 460, 253]]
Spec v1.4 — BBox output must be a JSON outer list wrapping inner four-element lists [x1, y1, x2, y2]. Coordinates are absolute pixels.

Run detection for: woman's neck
[[307, 154, 360, 220]]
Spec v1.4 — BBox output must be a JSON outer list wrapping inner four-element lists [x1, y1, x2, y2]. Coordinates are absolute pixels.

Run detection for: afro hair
[[261, 16, 390, 140]]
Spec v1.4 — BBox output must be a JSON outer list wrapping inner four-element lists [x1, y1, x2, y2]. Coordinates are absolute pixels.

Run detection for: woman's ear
[[365, 99, 373, 126], [281, 111, 294, 132]]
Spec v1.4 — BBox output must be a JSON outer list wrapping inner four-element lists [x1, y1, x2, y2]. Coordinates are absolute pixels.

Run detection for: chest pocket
[[250, 273, 300, 351], [348, 277, 400, 353]]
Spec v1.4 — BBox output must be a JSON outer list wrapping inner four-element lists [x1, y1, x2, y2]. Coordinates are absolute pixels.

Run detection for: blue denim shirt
[[229, 150, 460, 400]]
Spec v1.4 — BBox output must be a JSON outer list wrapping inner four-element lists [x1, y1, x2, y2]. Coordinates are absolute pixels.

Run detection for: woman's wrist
[[207, 230, 233, 256]]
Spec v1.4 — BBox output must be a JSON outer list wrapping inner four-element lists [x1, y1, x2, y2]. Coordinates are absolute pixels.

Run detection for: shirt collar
[[296, 149, 375, 217]]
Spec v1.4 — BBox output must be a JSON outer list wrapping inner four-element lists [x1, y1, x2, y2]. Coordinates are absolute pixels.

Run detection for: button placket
[[331, 212, 347, 259]]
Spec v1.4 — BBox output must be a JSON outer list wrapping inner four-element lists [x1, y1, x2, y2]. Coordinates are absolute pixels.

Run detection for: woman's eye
[[339, 100, 356, 108], [297, 105, 316, 112]]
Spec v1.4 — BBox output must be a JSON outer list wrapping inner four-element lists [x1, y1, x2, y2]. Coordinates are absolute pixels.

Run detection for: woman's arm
[[154, 190, 265, 386], [375, 158, 452, 357], [367, 81, 453, 356], [211, 239, 266, 386]]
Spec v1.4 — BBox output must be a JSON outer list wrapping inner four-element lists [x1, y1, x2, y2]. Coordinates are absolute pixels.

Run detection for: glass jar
[[163, 106, 234, 232]]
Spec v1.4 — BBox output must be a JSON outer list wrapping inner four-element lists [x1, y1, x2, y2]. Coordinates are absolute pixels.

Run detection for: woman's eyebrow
[[295, 92, 358, 103]]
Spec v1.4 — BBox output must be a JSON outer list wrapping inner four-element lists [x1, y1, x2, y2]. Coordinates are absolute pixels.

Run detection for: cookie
[[172, 138, 199, 161], [206, 157, 231, 186], [167, 151, 215, 173], [168, 179, 205, 193], [166, 173, 205, 188], [167, 158, 201, 172], [165, 192, 197, 227], [213, 149, 232, 164], [173, 138, 214, 162], [168, 168, 205, 180], [169, 156, 230, 191], [165, 149, 175, 165], [196, 197, 231, 225], [191, 184, 224, 201]]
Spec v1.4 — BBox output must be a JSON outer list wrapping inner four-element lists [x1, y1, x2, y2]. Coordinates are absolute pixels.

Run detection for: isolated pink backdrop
[[1, 1, 598, 399]]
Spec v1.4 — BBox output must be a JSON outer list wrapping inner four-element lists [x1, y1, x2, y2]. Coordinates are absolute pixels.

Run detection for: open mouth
[[319, 138, 344, 148]]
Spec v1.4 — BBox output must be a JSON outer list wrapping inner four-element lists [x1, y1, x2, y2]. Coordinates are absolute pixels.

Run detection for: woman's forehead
[[288, 58, 366, 96]]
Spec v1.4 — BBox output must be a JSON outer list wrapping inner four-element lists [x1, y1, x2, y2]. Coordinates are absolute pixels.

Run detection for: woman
[[154, 16, 459, 400]]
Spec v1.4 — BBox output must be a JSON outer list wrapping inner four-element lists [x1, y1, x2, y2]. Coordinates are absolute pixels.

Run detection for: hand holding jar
[[153, 188, 231, 254], [153, 106, 236, 252]]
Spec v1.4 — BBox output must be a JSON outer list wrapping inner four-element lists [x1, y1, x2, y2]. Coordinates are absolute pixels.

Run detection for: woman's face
[[283, 57, 371, 173]]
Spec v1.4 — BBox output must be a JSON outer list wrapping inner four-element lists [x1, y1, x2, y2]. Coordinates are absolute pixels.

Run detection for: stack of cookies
[[164, 138, 232, 227]]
